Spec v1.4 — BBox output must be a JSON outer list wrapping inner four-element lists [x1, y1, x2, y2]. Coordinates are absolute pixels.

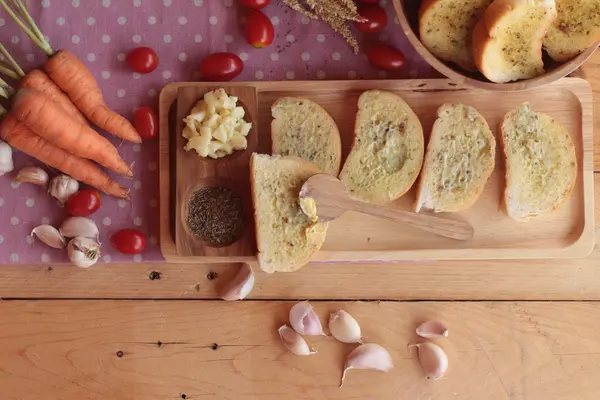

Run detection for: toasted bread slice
[[419, 0, 493, 71], [543, 0, 600, 62], [250, 153, 328, 273], [339, 90, 424, 205], [415, 104, 496, 213], [472, 0, 557, 83], [500, 103, 577, 221], [271, 97, 342, 175]]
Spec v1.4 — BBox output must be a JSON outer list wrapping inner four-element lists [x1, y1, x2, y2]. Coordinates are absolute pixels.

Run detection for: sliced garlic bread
[[472, 0, 557, 83], [415, 104, 496, 213], [543, 0, 600, 62], [250, 153, 328, 273], [500, 103, 577, 221], [271, 97, 342, 175], [419, 0, 493, 71], [339, 90, 424, 205]]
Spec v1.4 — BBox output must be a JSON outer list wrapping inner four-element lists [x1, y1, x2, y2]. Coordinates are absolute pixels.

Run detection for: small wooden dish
[[392, 0, 600, 91]]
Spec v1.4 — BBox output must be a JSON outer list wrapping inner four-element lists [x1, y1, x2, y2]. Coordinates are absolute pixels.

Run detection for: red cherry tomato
[[110, 229, 147, 255], [367, 43, 405, 71], [356, 4, 387, 33], [200, 52, 244, 81], [66, 189, 101, 217], [359, 0, 380, 3], [126, 47, 159, 74], [239, 0, 270, 9], [133, 106, 158, 140], [244, 10, 275, 48]]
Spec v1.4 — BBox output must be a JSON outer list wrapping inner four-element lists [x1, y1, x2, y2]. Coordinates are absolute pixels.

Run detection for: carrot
[[8, 88, 132, 177], [44, 50, 142, 143], [0, 114, 129, 198], [18, 69, 88, 125]]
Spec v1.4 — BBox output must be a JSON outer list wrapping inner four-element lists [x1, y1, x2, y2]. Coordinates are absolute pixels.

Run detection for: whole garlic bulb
[[49, 174, 79, 203], [67, 237, 100, 268], [0, 140, 14, 176]]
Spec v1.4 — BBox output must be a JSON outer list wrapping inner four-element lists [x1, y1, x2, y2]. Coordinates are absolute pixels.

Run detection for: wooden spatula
[[299, 174, 474, 241]]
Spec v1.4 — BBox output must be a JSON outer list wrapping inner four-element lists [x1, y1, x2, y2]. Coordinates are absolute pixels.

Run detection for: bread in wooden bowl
[[543, 0, 600, 62], [419, 0, 493, 71], [339, 90, 424, 205], [250, 153, 328, 273], [415, 104, 496, 213], [271, 97, 342, 175], [499, 102, 577, 221]]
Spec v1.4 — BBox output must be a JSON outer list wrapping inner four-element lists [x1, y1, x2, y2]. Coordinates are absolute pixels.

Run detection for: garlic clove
[[0, 140, 14, 176], [15, 166, 49, 187], [67, 237, 100, 268], [410, 342, 449, 380], [341, 343, 394, 387], [329, 310, 362, 343], [218, 264, 254, 301], [277, 325, 316, 356], [289, 301, 325, 336], [31, 225, 66, 249], [416, 320, 448, 339], [60, 217, 99, 240], [49, 174, 79, 203]]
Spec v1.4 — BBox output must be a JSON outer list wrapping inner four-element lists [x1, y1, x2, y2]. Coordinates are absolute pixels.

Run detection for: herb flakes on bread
[[271, 97, 342, 175], [415, 104, 496, 213], [339, 90, 424, 205], [250, 153, 328, 273], [500, 102, 577, 221]]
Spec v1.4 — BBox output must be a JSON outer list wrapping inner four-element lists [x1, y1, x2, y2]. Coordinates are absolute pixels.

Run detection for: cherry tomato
[[133, 106, 158, 140], [66, 189, 101, 217], [359, 0, 380, 3], [110, 229, 147, 255], [126, 47, 159, 74], [367, 43, 405, 71], [200, 52, 244, 81], [239, 0, 270, 9], [356, 4, 387, 33], [244, 10, 275, 48]]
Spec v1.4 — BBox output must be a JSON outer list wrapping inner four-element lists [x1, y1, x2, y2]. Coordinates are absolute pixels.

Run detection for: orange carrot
[[18, 69, 88, 125], [44, 50, 142, 143], [0, 114, 129, 198], [8, 88, 132, 177]]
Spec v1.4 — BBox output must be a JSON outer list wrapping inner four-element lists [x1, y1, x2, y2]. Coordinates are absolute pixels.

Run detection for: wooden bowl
[[392, 0, 599, 91]]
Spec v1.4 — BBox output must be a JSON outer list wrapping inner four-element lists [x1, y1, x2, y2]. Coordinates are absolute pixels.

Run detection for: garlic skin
[[31, 225, 66, 249], [289, 301, 325, 336], [329, 310, 362, 343], [15, 166, 49, 187], [416, 320, 448, 339], [60, 217, 99, 240], [49, 174, 79, 203], [67, 237, 100, 268], [0, 140, 13, 176], [277, 325, 316, 356], [218, 264, 255, 301], [341, 343, 394, 387], [410, 342, 449, 380]]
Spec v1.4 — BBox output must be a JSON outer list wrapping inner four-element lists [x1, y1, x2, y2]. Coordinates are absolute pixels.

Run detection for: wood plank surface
[[0, 300, 599, 400], [580, 49, 600, 171]]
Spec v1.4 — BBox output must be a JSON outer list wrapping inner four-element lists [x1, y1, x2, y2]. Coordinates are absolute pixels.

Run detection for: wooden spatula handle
[[350, 201, 474, 241]]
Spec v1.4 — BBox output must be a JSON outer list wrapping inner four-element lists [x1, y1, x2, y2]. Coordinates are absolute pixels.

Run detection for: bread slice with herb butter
[[271, 97, 342, 175], [250, 153, 328, 273], [339, 90, 424, 205], [415, 104, 496, 213], [419, 0, 493, 71], [472, 0, 557, 83], [543, 0, 600, 62], [500, 102, 577, 221]]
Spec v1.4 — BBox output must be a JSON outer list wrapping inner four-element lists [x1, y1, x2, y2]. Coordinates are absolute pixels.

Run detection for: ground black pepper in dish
[[186, 186, 245, 245]]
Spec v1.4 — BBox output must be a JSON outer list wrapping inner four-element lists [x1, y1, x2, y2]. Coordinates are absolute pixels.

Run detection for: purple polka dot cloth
[[0, 0, 435, 265]]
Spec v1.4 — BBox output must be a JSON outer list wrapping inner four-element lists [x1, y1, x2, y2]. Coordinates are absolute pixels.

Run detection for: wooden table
[[0, 53, 598, 400]]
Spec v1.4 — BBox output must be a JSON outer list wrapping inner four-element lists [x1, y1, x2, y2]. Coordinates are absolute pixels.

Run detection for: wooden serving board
[[159, 78, 595, 264]]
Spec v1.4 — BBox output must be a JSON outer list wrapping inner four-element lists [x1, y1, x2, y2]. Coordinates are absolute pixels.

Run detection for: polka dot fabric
[[0, 0, 435, 265]]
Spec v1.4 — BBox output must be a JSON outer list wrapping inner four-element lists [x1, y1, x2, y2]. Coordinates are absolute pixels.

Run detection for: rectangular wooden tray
[[159, 78, 595, 264]]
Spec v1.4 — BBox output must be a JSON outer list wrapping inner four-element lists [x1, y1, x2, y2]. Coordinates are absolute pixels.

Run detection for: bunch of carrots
[[0, 0, 143, 199]]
